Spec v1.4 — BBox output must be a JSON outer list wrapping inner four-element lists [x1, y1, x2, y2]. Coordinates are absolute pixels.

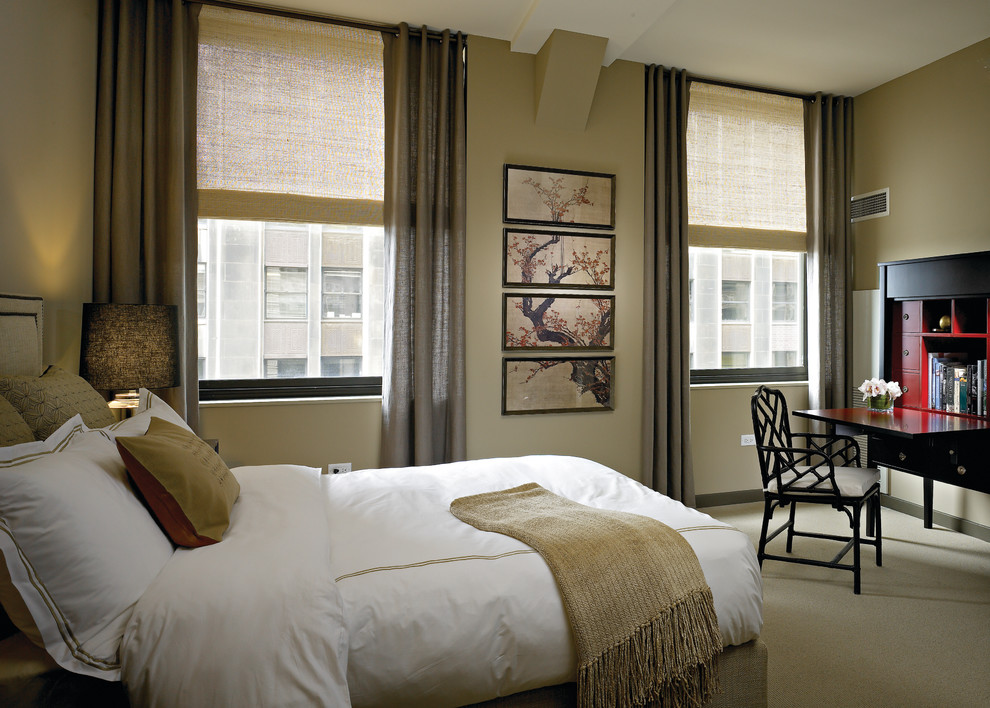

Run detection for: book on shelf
[[926, 353, 988, 416]]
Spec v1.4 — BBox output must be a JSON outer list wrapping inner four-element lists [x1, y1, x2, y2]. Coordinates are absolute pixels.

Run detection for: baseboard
[[881, 494, 990, 544], [698, 491, 990, 543], [696, 489, 764, 508]]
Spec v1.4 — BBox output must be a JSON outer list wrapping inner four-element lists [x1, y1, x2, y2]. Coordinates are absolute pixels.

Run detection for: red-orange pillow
[[116, 417, 240, 547]]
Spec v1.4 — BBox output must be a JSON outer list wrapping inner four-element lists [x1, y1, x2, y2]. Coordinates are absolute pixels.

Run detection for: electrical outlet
[[740, 434, 756, 447], [328, 462, 352, 474]]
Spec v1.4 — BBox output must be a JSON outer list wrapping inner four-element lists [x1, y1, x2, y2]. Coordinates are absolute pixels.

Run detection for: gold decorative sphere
[[939, 315, 951, 331]]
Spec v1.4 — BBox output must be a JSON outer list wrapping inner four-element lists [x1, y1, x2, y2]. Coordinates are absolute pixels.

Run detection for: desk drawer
[[870, 435, 990, 494], [870, 435, 924, 472], [923, 446, 990, 493], [893, 300, 922, 334], [897, 372, 922, 408], [898, 335, 921, 372]]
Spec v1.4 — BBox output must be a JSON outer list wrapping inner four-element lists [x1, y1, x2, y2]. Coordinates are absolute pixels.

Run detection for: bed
[[0, 294, 767, 707]]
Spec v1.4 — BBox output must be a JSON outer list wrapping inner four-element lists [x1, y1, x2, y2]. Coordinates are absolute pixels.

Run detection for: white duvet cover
[[121, 465, 351, 708], [325, 455, 763, 708], [118, 455, 761, 708]]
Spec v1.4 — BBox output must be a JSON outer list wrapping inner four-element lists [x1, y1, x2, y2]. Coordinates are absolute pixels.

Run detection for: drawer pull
[[903, 349, 910, 356], [957, 466, 967, 475], [898, 452, 907, 462], [949, 449, 955, 455], [903, 313, 909, 320], [903, 386, 909, 393]]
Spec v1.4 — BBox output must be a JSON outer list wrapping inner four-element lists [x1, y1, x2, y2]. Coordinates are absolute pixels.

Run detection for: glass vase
[[868, 393, 894, 412]]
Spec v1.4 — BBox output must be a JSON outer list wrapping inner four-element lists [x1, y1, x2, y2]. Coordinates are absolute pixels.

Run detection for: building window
[[721, 281, 751, 322], [265, 358, 307, 379], [321, 356, 363, 377], [322, 268, 362, 319], [265, 267, 308, 320], [196, 6, 384, 399], [196, 263, 207, 318], [686, 82, 807, 383], [772, 281, 798, 322], [773, 351, 798, 367], [722, 352, 750, 368]]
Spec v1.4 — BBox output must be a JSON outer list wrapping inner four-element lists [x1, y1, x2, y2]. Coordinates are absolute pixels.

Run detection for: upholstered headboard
[[0, 294, 44, 377]]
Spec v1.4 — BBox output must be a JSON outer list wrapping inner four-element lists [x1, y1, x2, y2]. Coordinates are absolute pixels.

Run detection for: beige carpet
[[701, 502, 990, 708]]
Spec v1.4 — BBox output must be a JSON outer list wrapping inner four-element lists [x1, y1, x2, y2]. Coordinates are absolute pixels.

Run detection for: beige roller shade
[[197, 5, 384, 225], [687, 83, 806, 251]]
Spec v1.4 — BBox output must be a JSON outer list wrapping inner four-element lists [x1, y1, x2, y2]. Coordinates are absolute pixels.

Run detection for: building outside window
[[686, 82, 807, 382], [197, 220, 384, 382]]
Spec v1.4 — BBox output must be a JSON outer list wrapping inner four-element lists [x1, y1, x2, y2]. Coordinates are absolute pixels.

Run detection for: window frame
[[197, 220, 385, 401], [686, 83, 809, 386], [200, 376, 382, 401]]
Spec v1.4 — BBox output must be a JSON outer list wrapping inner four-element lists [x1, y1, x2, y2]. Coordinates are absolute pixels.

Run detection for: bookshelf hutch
[[872, 250, 990, 524], [880, 250, 989, 414]]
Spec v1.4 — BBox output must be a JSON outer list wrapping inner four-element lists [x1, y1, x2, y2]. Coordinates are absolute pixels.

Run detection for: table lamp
[[79, 303, 180, 408]]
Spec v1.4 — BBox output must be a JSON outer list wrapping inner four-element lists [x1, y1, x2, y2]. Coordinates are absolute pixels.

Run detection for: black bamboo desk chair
[[750, 385, 882, 594]]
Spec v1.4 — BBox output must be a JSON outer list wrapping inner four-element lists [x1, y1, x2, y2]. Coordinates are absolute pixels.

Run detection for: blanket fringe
[[577, 588, 723, 708]]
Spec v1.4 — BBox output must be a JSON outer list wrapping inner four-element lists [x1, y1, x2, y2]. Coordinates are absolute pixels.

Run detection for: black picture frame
[[503, 293, 614, 351], [502, 356, 615, 415], [502, 228, 615, 290], [503, 164, 615, 230]]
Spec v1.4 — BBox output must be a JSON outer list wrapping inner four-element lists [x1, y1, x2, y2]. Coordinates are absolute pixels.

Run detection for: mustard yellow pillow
[[116, 417, 240, 547]]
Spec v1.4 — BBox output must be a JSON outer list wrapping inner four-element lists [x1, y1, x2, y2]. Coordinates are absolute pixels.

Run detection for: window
[[772, 281, 798, 322], [266, 267, 308, 320], [196, 6, 384, 399], [721, 281, 750, 322], [321, 356, 363, 377], [687, 83, 807, 383], [322, 268, 362, 319], [722, 352, 750, 368], [265, 358, 307, 379]]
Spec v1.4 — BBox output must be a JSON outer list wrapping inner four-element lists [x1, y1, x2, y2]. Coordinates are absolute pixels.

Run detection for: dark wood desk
[[793, 407, 990, 528]]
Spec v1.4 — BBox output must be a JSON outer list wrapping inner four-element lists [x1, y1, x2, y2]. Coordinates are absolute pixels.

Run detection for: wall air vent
[[850, 187, 889, 222]]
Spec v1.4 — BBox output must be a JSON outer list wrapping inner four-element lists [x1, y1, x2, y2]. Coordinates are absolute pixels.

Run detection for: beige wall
[[692, 382, 808, 498], [853, 37, 990, 291], [853, 37, 990, 527], [0, 0, 98, 371], [464, 37, 647, 480], [9, 6, 973, 511], [200, 398, 382, 470]]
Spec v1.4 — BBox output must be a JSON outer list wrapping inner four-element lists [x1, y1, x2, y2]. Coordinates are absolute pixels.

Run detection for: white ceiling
[[258, 0, 990, 96]]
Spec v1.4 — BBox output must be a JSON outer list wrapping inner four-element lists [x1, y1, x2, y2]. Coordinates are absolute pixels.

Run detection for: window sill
[[690, 381, 809, 391], [199, 395, 381, 408]]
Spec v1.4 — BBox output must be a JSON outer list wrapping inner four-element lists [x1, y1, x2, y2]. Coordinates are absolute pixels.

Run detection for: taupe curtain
[[94, 0, 200, 429], [380, 24, 466, 467], [805, 94, 854, 410], [643, 66, 695, 505]]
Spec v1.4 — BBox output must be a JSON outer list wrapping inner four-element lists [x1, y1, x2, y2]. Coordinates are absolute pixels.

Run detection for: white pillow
[[0, 415, 174, 679]]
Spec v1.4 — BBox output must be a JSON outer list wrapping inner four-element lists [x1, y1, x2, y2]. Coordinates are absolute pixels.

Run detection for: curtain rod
[[188, 0, 457, 41], [690, 74, 816, 101]]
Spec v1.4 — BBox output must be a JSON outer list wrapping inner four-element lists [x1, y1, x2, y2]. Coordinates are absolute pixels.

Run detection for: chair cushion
[[766, 465, 880, 498]]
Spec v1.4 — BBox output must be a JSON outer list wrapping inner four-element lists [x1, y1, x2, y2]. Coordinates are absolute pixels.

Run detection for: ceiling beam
[[511, 0, 677, 66]]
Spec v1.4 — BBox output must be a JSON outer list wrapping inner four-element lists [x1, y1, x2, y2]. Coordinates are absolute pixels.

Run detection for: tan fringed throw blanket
[[450, 483, 722, 708]]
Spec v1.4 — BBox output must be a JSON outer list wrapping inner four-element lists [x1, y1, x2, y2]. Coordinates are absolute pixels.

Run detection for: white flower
[[858, 377, 901, 400]]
